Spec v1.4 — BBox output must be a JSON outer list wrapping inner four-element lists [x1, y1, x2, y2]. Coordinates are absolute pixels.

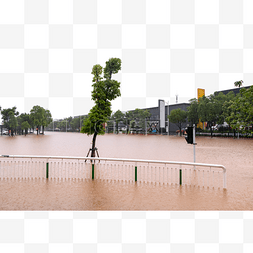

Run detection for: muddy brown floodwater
[[0, 131, 252, 210]]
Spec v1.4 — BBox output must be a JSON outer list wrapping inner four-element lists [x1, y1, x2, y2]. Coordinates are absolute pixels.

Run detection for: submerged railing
[[0, 155, 226, 189]]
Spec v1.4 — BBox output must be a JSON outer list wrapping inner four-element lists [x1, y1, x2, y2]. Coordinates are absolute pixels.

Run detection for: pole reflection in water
[[0, 131, 252, 210]]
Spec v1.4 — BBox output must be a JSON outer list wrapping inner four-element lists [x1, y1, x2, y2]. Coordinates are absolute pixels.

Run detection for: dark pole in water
[[92, 163, 94, 180], [135, 166, 137, 182], [179, 169, 182, 185], [46, 162, 49, 179]]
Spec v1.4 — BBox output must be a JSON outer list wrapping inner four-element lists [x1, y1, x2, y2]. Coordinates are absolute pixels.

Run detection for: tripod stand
[[85, 147, 99, 162]]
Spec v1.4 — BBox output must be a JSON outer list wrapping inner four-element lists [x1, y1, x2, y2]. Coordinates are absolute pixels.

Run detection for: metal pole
[[167, 101, 170, 135], [135, 165, 137, 182], [46, 162, 49, 179], [223, 169, 226, 189], [66, 120, 67, 132], [179, 169, 182, 185], [193, 124, 196, 168], [92, 163, 94, 180]]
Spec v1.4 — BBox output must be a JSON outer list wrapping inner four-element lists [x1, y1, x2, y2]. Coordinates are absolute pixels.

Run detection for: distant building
[[128, 101, 190, 135]]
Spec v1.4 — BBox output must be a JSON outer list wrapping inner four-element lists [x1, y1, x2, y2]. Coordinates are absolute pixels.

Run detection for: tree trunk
[[42, 126, 44, 134], [91, 131, 98, 157]]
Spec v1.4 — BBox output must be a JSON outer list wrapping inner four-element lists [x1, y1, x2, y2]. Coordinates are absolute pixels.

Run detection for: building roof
[[215, 85, 253, 96]]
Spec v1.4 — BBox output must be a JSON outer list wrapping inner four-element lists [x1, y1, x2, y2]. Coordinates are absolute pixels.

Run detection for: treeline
[[46, 116, 87, 132], [108, 108, 151, 134], [46, 109, 151, 134], [0, 105, 52, 136], [169, 86, 253, 136]]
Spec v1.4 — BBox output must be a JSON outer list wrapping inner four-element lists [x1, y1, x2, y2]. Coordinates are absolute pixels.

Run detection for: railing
[[0, 155, 227, 189]]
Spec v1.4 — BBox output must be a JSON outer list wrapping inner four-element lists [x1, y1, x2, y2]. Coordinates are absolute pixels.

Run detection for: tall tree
[[111, 110, 125, 134], [168, 108, 187, 136], [42, 110, 53, 134], [18, 113, 31, 135], [226, 86, 253, 133], [81, 58, 121, 157], [21, 121, 30, 136], [198, 92, 231, 136], [30, 105, 52, 135], [124, 111, 133, 134], [187, 98, 199, 126], [128, 108, 151, 134], [1, 107, 19, 136], [30, 105, 45, 135]]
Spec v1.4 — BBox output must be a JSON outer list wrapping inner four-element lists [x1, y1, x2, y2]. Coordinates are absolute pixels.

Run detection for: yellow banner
[[197, 88, 205, 129]]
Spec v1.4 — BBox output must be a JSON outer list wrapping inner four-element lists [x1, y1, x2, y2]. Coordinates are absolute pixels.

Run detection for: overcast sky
[[0, 0, 252, 119]]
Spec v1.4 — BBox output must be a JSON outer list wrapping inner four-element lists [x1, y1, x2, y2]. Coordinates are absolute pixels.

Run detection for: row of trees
[[169, 86, 253, 137], [108, 108, 151, 134], [46, 116, 87, 132], [0, 105, 52, 136]]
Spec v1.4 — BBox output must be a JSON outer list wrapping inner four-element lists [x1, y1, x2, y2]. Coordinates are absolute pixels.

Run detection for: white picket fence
[[0, 155, 226, 189]]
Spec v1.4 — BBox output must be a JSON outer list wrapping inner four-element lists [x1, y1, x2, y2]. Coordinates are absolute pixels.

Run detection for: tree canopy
[[225, 86, 253, 133], [168, 108, 187, 136], [30, 105, 52, 135]]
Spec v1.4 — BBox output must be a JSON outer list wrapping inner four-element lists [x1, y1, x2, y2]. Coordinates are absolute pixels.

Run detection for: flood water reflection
[[0, 132, 252, 210]]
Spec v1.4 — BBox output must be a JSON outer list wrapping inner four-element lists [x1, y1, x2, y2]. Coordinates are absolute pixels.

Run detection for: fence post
[[92, 163, 94, 180], [135, 165, 137, 182], [46, 162, 49, 179], [223, 169, 226, 189], [179, 169, 182, 185]]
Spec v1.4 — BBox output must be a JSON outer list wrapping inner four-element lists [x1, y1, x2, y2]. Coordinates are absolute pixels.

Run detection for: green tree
[[1, 107, 19, 136], [234, 80, 243, 88], [18, 113, 31, 135], [211, 92, 227, 125], [226, 86, 253, 134], [124, 111, 133, 134], [187, 98, 199, 126], [199, 92, 237, 136], [21, 121, 30, 136], [30, 105, 44, 135], [221, 91, 236, 135], [168, 108, 187, 136], [42, 110, 52, 134], [81, 58, 121, 157], [30, 105, 52, 135], [111, 110, 125, 134], [69, 116, 83, 132], [129, 108, 151, 134]]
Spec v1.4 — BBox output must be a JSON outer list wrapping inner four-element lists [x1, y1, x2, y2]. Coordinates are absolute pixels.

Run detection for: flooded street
[[0, 132, 252, 210]]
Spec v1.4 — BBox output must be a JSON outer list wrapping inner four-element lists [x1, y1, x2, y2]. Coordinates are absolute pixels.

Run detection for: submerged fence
[[0, 155, 226, 189]]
